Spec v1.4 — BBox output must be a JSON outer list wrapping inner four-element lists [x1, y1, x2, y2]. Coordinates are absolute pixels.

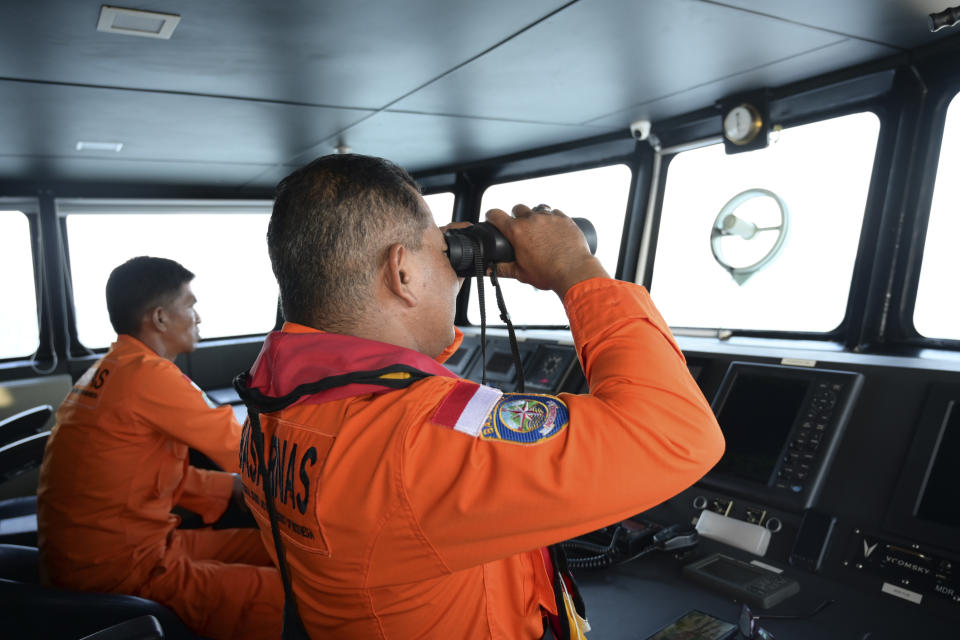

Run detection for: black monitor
[[886, 384, 960, 551], [916, 404, 960, 528], [704, 362, 863, 510]]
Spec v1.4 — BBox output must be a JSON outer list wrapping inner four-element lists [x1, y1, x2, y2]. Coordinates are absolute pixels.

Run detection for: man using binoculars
[[236, 153, 724, 639]]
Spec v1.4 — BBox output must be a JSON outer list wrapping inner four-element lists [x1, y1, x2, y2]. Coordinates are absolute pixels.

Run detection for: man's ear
[[384, 243, 418, 307], [147, 306, 167, 333]]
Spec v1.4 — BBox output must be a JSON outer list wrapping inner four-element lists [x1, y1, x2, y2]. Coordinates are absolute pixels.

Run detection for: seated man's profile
[[38, 256, 283, 640]]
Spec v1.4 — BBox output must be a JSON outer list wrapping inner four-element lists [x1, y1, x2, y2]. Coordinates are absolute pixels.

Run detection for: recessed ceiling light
[[76, 141, 124, 152], [97, 6, 181, 39]]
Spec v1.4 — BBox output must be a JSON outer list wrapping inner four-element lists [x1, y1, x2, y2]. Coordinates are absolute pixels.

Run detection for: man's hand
[[485, 205, 609, 299]]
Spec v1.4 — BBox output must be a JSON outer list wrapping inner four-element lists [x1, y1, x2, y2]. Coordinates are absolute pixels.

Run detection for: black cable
[[562, 527, 625, 569]]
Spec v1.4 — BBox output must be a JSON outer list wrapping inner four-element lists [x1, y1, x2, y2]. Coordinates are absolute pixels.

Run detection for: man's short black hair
[[268, 153, 430, 328], [106, 257, 194, 335]]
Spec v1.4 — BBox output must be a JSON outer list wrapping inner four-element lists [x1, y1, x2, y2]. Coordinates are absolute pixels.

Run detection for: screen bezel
[[885, 384, 960, 551], [702, 361, 863, 511]]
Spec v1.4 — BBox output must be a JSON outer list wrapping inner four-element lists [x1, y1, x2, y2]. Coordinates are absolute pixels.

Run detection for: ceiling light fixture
[[97, 6, 181, 39], [76, 141, 124, 152]]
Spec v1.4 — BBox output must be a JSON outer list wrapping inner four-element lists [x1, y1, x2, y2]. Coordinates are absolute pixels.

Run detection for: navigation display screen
[[713, 373, 810, 484], [917, 402, 960, 527]]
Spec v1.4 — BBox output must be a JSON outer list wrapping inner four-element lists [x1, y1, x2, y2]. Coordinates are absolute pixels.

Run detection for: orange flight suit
[[239, 278, 725, 639], [38, 334, 283, 640]]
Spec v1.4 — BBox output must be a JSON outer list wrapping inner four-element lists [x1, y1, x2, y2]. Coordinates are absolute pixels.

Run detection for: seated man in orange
[[38, 256, 283, 640], [235, 154, 725, 639]]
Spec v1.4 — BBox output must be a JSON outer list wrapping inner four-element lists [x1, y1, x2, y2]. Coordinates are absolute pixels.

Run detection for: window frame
[[0, 198, 43, 365], [644, 103, 891, 343], [56, 198, 279, 351], [421, 189, 458, 226], [466, 161, 636, 328], [447, 133, 644, 327], [895, 79, 960, 350]]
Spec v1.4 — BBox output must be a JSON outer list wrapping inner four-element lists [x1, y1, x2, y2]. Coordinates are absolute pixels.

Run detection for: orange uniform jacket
[[38, 334, 240, 592], [239, 278, 725, 639]]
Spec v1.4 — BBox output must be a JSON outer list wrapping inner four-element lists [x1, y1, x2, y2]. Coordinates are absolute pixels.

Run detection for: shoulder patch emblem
[[481, 393, 569, 445]]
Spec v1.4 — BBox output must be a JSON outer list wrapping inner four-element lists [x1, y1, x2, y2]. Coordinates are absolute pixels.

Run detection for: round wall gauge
[[723, 103, 764, 146]]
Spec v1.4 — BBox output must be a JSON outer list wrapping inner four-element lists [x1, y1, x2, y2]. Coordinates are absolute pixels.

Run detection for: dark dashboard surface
[[453, 329, 960, 638]]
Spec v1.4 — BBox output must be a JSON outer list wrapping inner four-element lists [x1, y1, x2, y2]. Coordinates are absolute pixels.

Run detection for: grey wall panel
[[278, 111, 617, 175], [0, 155, 276, 189], [0, 79, 372, 165], [586, 38, 896, 129]]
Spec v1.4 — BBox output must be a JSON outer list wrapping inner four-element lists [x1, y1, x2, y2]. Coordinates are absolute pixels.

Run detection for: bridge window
[[62, 201, 278, 349], [0, 209, 39, 360], [467, 164, 631, 326], [423, 192, 455, 225], [914, 93, 960, 341], [652, 111, 880, 333]]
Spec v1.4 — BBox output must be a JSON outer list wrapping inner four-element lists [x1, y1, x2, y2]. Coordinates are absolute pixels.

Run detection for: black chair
[[0, 405, 53, 448], [0, 495, 37, 545], [0, 431, 50, 484], [0, 432, 50, 546], [0, 544, 202, 639]]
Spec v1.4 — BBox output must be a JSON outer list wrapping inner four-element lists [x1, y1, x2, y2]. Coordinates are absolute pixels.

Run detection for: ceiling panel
[[0, 79, 371, 167], [586, 38, 896, 128], [390, 0, 858, 125], [0, 0, 569, 109], [712, 0, 956, 49], [0, 0, 955, 186]]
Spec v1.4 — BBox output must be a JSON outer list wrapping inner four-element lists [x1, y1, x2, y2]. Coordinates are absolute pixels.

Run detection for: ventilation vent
[[97, 6, 181, 39]]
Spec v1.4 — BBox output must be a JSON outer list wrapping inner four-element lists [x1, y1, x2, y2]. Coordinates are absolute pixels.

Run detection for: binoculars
[[444, 217, 597, 277]]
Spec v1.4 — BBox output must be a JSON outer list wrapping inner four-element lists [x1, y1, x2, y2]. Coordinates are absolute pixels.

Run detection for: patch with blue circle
[[480, 393, 569, 445]]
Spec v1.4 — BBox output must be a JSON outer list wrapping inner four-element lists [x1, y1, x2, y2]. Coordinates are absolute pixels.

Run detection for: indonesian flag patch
[[432, 381, 503, 437], [480, 393, 570, 445]]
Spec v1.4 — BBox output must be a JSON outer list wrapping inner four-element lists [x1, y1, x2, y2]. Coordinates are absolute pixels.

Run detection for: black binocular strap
[[472, 258, 526, 393], [235, 364, 433, 640], [248, 407, 312, 640], [488, 267, 526, 393]]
